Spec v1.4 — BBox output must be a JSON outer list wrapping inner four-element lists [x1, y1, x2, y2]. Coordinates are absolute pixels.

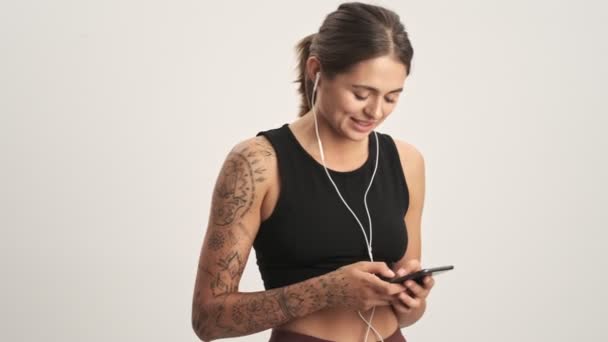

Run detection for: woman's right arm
[[191, 136, 405, 341]]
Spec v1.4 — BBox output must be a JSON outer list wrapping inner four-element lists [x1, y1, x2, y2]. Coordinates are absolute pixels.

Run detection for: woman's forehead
[[337, 55, 407, 91]]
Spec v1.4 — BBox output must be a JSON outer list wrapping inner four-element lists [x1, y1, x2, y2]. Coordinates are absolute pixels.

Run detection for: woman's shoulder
[[222, 134, 279, 186], [224, 135, 281, 222], [380, 134, 425, 180], [230, 135, 276, 157], [376, 132, 424, 166], [392, 138, 424, 163]]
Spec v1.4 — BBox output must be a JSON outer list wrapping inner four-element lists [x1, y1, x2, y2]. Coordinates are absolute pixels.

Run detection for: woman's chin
[[344, 118, 374, 139]]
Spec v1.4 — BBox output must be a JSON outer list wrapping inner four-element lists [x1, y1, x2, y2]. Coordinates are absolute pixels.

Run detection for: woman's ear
[[306, 56, 322, 83]]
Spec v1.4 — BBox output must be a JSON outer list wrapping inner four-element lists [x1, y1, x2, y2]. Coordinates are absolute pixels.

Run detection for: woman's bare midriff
[[276, 305, 400, 341]]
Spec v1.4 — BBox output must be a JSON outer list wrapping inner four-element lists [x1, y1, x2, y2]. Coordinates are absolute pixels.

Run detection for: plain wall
[[1, 0, 607, 341]]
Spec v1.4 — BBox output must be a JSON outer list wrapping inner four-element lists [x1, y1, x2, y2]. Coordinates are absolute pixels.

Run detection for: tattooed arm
[[191, 136, 404, 341], [191, 136, 276, 340], [193, 266, 357, 341]]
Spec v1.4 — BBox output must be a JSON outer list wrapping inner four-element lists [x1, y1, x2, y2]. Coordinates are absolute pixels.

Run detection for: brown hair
[[294, 2, 414, 117]]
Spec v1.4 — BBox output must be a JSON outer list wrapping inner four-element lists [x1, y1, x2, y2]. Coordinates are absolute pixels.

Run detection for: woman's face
[[315, 54, 408, 141]]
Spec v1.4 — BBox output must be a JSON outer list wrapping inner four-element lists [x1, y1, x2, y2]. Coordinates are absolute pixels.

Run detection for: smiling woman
[[301, 54, 409, 139], [191, 2, 432, 342]]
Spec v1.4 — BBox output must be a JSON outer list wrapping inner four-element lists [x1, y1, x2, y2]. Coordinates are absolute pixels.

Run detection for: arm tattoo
[[212, 152, 255, 226], [211, 138, 274, 227], [193, 270, 355, 340], [207, 251, 244, 297]]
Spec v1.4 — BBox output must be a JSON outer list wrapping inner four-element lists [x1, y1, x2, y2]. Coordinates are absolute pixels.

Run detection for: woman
[[191, 2, 434, 341]]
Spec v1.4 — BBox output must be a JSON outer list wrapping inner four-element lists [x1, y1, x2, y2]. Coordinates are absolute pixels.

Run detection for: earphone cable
[[310, 73, 384, 342]]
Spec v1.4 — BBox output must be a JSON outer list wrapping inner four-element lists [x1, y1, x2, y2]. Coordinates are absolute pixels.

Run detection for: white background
[[1, 0, 607, 341]]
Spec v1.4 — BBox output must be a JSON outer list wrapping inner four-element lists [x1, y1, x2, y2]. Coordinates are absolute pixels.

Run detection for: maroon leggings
[[269, 327, 407, 342]]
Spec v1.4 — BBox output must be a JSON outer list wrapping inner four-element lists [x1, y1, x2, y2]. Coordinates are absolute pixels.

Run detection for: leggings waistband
[[269, 327, 407, 342]]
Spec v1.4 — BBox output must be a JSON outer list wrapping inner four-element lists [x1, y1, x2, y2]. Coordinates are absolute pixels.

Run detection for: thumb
[[359, 261, 395, 278]]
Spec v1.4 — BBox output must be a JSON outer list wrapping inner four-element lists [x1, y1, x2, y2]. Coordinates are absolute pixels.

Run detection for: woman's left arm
[[389, 139, 435, 328]]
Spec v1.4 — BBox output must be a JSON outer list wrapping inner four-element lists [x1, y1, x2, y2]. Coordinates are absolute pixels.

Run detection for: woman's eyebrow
[[352, 84, 403, 94]]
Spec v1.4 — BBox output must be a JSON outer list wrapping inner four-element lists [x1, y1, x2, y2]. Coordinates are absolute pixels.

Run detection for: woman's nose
[[364, 98, 383, 120]]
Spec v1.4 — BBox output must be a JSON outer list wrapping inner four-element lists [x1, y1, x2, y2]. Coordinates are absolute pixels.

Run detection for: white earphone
[[310, 71, 384, 342]]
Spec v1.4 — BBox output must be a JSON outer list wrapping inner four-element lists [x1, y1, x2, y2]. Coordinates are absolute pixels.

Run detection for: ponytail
[[294, 33, 316, 117]]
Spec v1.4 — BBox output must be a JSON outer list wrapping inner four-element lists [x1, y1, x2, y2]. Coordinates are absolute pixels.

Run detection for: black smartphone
[[382, 265, 454, 285]]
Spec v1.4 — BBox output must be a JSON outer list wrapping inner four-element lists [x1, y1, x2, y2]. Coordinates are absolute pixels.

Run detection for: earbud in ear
[[313, 72, 321, 93]]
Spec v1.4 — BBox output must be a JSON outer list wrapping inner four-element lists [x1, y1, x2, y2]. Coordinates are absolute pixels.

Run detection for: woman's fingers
[[358, 261, 396, 278], [365, 272, 406, 295], [345, 261, 438, 311], [356, 262, 407, 295], [390, 275, 435, 312], [405, 275, 434, 299], [397, 291, 422, 310], [391, 296, 411, 313]]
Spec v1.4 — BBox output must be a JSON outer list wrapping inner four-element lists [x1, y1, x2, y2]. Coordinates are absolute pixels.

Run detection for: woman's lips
[[351, 117, 375, 132]]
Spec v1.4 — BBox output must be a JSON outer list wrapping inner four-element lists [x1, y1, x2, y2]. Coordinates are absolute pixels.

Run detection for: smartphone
[[383, 265, 454, 285]]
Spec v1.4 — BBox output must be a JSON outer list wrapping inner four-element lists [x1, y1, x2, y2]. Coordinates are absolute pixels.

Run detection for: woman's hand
[[330, 261, 407, 312], [390, 259, 435, 315]]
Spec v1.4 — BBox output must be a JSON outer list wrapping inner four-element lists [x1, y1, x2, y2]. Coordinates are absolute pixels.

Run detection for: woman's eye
[[385, 97, 397, 104], [354, 93, 368, 100]]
